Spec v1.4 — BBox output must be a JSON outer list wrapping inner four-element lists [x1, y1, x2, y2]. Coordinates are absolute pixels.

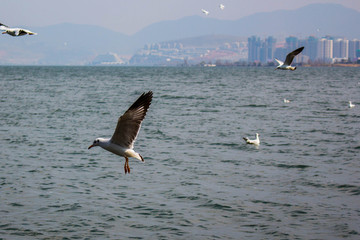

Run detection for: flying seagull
[[88, 91, 153, 174], [349, 101, 355, 108], [275, 47, 304, 71], [0, 23, 37, 36], [201, 9, 209, 15], [243, 133, 260, 146], [219, 4, 225, 10]]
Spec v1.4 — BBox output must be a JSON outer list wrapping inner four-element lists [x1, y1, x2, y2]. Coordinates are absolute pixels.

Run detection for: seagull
[[0, 23, 37, 36], [275, 47, 304, 71], [284, 98, 290, 103], [88, 91, 153, 174], [219, 4, 225, 10], [201, 9, 209, 15], [349, 101, 355, 108], [243, 133, 260, 146]]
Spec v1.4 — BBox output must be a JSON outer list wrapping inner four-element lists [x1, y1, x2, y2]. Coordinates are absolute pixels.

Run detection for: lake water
[[0, 66, 359, 239]]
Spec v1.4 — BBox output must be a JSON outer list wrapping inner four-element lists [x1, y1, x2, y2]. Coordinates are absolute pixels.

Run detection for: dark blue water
[[1, 66, 359, 239]]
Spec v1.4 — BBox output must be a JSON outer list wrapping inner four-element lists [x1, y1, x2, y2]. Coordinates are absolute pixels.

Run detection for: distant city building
[[135, 35, 360, 66], [349, 39, 360, 61], [306, 36, 318, 61], [248, 36, 261, 62], [333, 38, 349, 58], [248, 36, 276, 63], [286, 36, 299, 51], [264, 36, 276, 62], [318, 38, 333, 62], [248, 35, 360, 64]]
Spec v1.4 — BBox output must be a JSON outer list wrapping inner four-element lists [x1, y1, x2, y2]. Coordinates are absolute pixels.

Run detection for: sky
[[1, 0, 360, 35]]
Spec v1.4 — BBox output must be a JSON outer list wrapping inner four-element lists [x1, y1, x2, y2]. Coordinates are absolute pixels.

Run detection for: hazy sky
[[1, 0, 359, 35]]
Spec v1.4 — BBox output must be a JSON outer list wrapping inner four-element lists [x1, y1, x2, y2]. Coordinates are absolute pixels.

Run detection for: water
[[0, 66, 359, 239]]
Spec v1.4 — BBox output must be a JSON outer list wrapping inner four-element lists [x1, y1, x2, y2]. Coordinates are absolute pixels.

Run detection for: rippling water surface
[[1, 66, 359, 239]]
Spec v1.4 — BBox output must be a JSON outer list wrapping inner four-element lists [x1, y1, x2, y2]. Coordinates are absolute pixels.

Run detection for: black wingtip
[[127, 91, 153, 112], [143, 91, 153, 99], [139, 154, 145, 162], [139, 91, 153, 99], [296, 46, 305, 53]]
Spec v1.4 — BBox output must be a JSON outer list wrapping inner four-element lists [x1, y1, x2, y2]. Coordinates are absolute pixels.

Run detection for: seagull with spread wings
[[275, 47, 304, 71], [88, 91, 153, 174], [0, 23, 37, 36]]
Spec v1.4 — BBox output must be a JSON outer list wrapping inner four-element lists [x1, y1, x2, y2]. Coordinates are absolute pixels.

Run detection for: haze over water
[[1, 66, 359, 239]]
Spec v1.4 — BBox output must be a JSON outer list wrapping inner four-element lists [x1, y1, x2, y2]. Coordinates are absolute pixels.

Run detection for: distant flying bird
[[201, 9, 209, 15], [284, 98, 290, 103], [219, 4, 225, 10], [349, 101, 355, 108], [0, 23, 37, 37], [243, 133, 260, 146], [275, 47, 304, 71], [88, 91, 153, 174]]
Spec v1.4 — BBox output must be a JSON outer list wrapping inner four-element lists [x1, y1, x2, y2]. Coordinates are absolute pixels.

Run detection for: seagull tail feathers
[[125, 149, 145, 162], [132, 152, 144, 162]]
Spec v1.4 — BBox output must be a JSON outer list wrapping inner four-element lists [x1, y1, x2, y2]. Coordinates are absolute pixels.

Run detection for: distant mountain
[[0, 23, 133, 65], [134, 3, 360, 42], [0, 3, 359, 65]]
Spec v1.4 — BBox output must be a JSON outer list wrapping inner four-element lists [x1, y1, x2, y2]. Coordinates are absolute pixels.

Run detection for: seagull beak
[[88, 144, 94, 149]]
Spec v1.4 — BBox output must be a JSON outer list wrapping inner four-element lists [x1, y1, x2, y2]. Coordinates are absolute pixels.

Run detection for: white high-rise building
[[348, 39, 360, 61], [318, 38, 333, 62], [333, 38, 349, 58]]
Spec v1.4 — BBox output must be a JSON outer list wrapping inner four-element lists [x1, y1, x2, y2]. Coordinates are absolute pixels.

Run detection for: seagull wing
[[274, 58, 283, 66], [0, 26, 8, 31], [110, 91, 153, 149], [24, 29, 37, 35], [0, 23, 9, 30], [284, 47, 304, 65], [18, 28, 37, 35]]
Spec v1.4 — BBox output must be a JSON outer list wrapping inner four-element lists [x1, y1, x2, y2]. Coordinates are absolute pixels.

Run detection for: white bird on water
[[284, 98, 291, 103], [0, 23, 37, 36], [88, 91, 153, 174], [219, 4, 225, 10], [201, 9, 209, 15], [275, 47, 304, 71], [349, 101, 355, 108], [243, 133, 260, 146]]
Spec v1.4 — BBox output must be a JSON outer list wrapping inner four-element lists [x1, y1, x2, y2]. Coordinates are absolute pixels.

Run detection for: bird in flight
[[0, 23, 37, 36], [201, 9, 209, 15], [88, 91, 153, 174], [275, 47, 304, 71]]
